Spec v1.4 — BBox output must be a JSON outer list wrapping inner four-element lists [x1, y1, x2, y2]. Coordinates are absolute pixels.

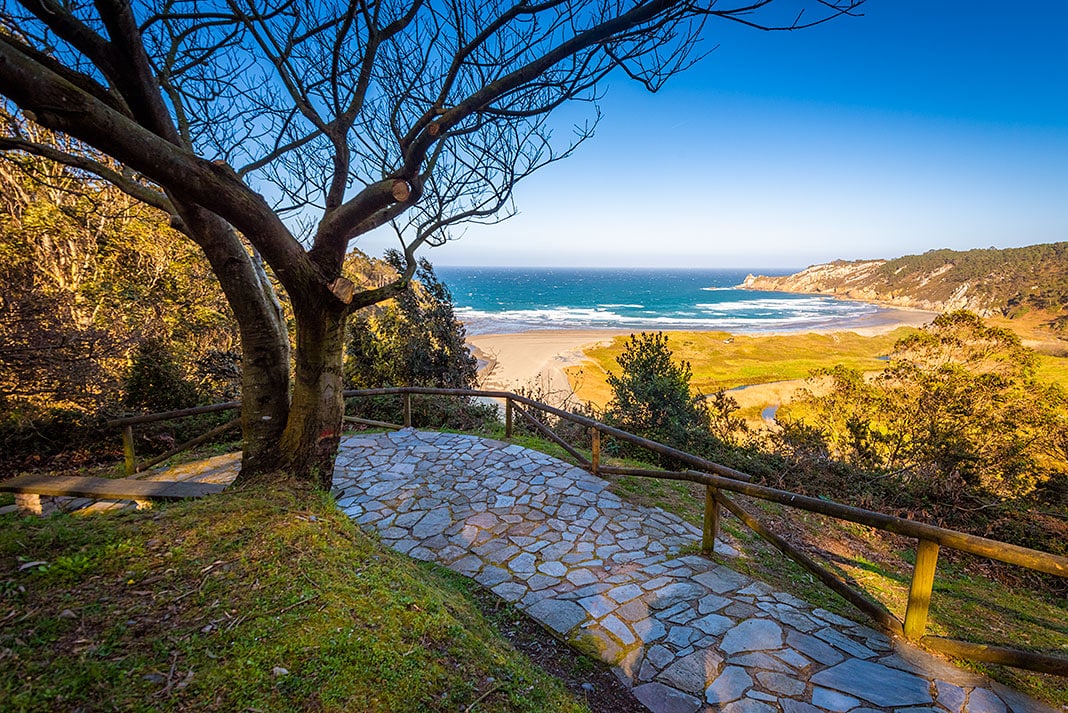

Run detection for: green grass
[[0, 486, 591, 712], [1035, 352, 1068, 387], [575, 328, 1068, 406], [574, 329, 914, 405]]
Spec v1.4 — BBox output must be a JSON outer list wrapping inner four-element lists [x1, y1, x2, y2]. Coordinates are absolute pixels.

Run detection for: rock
[[784, 630, 844, 666], [755, 671, 804, 697], [968, 688, 1008, 713], [647, 581, 706, 610], [632, 682, 702, 713], [691, 613, 733, 637], [527, 599, 586, 635], [720, 619, 783, 655], [657, 649, 723, 694], [705, 666, 752, 705], [811, 687, 861, 712], [810, 659, 933, 707]]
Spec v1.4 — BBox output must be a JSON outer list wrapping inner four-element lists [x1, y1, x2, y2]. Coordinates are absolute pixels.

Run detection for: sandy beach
[[468, 329, 626, 397], [466, 306, 937, 398]]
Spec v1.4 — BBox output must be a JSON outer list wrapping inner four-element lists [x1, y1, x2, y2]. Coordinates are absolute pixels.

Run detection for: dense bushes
[[344, 253, 492, 432], [0, 142, 242, 472], [345, 254, 477, 390], [598, 321, 1067, 566], [780, 311, 1068, 500], [602, 332, 713, 465]]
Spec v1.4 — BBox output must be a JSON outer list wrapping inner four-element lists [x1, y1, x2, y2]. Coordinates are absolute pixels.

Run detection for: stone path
[[332, 429, 1059, 713]]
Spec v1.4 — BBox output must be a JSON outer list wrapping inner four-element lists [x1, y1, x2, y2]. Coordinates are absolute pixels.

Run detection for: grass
[[0, 485, 594, 712], [570, 327, 1068, 409], [1036, 352, 1068, 387], [571, 328, 915, 406]]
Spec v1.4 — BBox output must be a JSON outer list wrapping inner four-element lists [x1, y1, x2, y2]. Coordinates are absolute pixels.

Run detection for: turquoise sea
[[435, 267, 884, 335]]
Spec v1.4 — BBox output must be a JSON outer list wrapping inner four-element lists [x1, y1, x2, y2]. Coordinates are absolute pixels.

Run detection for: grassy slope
[[0, 487, 590, 713]]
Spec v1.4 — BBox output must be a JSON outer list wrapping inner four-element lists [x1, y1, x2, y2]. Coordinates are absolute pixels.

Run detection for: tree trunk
[[277, 301, 348, 490], [178, 207, 291, 480]]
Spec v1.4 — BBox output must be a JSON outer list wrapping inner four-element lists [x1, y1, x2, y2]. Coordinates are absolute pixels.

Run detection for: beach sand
[[468, 329, 625, 398], [467, 306, 936, 399]]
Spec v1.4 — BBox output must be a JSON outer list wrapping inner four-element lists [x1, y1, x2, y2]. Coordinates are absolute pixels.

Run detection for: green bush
[[124, 337, 199, 413]]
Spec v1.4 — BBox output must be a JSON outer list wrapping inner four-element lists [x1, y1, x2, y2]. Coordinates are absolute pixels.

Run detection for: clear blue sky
[[357, 1, 1068, 269]]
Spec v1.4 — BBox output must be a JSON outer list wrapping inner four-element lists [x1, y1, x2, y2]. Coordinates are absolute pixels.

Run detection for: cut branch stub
[[328, 276, 356, 304], [391, 180, 411, 202]]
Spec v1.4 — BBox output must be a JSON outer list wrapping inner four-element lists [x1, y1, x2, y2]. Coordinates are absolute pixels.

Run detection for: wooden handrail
[[107, 401, 240, 427], [343, 386, 753, 482], [594, 463, 1068, 577]]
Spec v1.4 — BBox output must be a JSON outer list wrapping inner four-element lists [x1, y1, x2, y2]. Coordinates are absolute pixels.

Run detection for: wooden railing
[[106, 401, 241, 475], [110, 386, 1068, 677]]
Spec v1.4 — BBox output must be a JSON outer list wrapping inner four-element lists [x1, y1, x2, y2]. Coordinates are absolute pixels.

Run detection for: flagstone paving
[[333, 429, 1059, 713]]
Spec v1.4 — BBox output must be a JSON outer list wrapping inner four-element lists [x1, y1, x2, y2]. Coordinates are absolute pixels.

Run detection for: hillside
[[741, 242, 1068, 332]]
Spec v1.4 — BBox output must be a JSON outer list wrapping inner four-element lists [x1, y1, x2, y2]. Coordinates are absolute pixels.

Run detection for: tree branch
[[0, 134, 173, 213]]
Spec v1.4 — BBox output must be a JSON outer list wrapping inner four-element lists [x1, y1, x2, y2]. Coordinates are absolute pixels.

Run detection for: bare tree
[[0, 0, 864, 488]]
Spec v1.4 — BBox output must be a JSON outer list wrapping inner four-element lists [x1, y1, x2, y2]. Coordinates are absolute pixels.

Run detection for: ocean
[[435, 267, 884, 335]]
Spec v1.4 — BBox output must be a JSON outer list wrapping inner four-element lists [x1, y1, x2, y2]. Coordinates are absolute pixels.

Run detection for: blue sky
[[357, 1, 1068, 269]]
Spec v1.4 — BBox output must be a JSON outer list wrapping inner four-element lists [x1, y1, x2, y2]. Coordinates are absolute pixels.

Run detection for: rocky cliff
[[741, 243, 1068, 324]]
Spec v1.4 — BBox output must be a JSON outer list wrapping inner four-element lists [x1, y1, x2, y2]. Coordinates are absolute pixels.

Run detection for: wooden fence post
[[702, 485, 720, 554], [402, 392, 412, 428], [505, 398, 512, 438], [591, 428, 600, 475], [904, 538, 940, 640], [122, 426, 137, 476]]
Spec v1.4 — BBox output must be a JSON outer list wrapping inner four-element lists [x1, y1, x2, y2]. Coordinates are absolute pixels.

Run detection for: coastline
[[466, 305, 937, 395]]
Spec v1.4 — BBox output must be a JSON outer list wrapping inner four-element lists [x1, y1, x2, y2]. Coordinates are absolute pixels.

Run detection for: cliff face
[[741, 243, 1068, 322], [741, 259, 999, 315]]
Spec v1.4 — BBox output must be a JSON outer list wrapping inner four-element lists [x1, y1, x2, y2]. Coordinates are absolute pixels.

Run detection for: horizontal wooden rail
[[107, 401, 240, 427], [511, 403, 591, 467], [343, 415, 404, 430], [343, 387, 752, 482], [0, 473, 225, 501], [717, 491, 905, 635], [599, 464, 1068, 674], [133, 417, 242, 474], [922, 637, 1068, 677], [597, 464, 1068, 577], [679, 470, 1068, 578]]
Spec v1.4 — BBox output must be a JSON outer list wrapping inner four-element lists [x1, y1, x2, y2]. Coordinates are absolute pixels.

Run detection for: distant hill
[[742, 243, 1068, 332]]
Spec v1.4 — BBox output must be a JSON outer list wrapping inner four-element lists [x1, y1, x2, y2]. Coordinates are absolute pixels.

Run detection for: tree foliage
[[0, 141, 238, 417], [0, 0, 864, 486], [783, 311, 1068, 499], [124, 337, 200, 413], [604, 332, 710, 455], [344, 253, 477, 390]]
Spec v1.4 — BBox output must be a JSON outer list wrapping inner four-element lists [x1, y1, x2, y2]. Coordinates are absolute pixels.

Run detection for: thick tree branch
[[17, 0, 118, 77], [0, 134, 173, 213], [0, 38, 315, 293]]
